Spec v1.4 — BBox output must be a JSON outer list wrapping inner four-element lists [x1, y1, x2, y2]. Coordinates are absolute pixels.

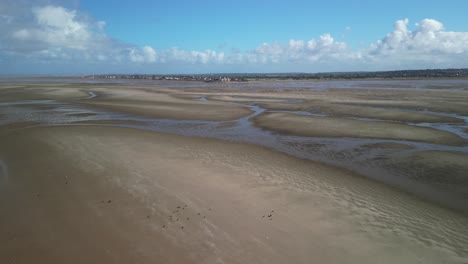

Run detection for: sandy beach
[[1, 78, 468, 263]]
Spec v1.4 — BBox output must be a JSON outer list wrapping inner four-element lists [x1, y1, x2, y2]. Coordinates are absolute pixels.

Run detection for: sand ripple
[[183, 145, 468, 261]]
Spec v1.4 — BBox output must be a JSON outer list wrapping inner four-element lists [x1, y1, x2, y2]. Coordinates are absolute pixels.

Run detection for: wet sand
[[80, 87, 252, 121], [203, 93, 464, 123], [0, 85, 89, 102], [361, 142, 415, 150], [1, 125, 467, 264], [187, 85, 468, 122], [252, 112, 466, 146], [1, 79, 468, 263], [257, 100, 464, 123]]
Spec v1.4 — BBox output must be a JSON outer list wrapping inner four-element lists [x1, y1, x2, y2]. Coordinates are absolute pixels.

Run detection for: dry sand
[[1, 125, 467, 264], [252, 112, 466, 146]]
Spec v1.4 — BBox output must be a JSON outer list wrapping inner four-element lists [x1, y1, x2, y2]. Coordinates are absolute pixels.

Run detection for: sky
[[1, 0, 468, 74]]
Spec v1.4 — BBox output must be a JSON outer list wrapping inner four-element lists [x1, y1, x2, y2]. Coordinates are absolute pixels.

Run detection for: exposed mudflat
[[1, 78, 468, 263]]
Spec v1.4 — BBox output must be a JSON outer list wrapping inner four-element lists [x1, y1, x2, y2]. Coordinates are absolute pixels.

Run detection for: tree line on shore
[[87, 68, 468, 82]]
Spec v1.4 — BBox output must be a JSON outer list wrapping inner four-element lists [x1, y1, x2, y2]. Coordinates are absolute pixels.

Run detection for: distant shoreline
[[81, 68, 468, 82], [2, 68, 468, 84]]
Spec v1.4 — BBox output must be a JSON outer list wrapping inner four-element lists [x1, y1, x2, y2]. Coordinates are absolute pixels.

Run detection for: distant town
[[86, 68, 468, 82]]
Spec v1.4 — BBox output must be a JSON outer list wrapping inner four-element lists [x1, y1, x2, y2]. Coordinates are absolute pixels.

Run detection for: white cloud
[[1, 3, 115, 57], [247, 33, 351, 64], [417, 19, 443, 32], [129, 46, 157, 63], [1, 3, 468, 74], [13, 6, 92, 50], [143, 46, 157, 62], [159, 48, 225, 64], [368, 18, 468, 60]]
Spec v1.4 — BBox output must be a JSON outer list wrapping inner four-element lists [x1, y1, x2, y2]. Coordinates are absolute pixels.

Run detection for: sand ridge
[[79, 87, 253, 121], [252, 112, 466, 146]]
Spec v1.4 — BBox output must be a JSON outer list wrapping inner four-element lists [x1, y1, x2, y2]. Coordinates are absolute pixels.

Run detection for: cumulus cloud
[[12, 6, 94, 50], [1, 3, 114, 61], [0, 2, 147, 64], [129, 46, 157, 63], [159, 48, 225, 64], [252, 18, 468, 69], [231, 33, 352, 65], [367, 18, 468, 65], [1, 2, 468, 74], [0, 3, 229, 67]]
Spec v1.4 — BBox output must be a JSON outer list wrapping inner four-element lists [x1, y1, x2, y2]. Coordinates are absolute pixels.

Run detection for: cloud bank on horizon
[[1, 2, 468, 74]]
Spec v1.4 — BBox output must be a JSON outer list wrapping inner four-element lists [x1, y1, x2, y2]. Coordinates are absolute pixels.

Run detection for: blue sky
[[1, 0, 468, 74], [78, 0, 468, 50]]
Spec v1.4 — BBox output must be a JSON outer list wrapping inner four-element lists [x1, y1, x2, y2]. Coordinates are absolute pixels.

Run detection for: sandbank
[[252, 112, 466, 146]]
